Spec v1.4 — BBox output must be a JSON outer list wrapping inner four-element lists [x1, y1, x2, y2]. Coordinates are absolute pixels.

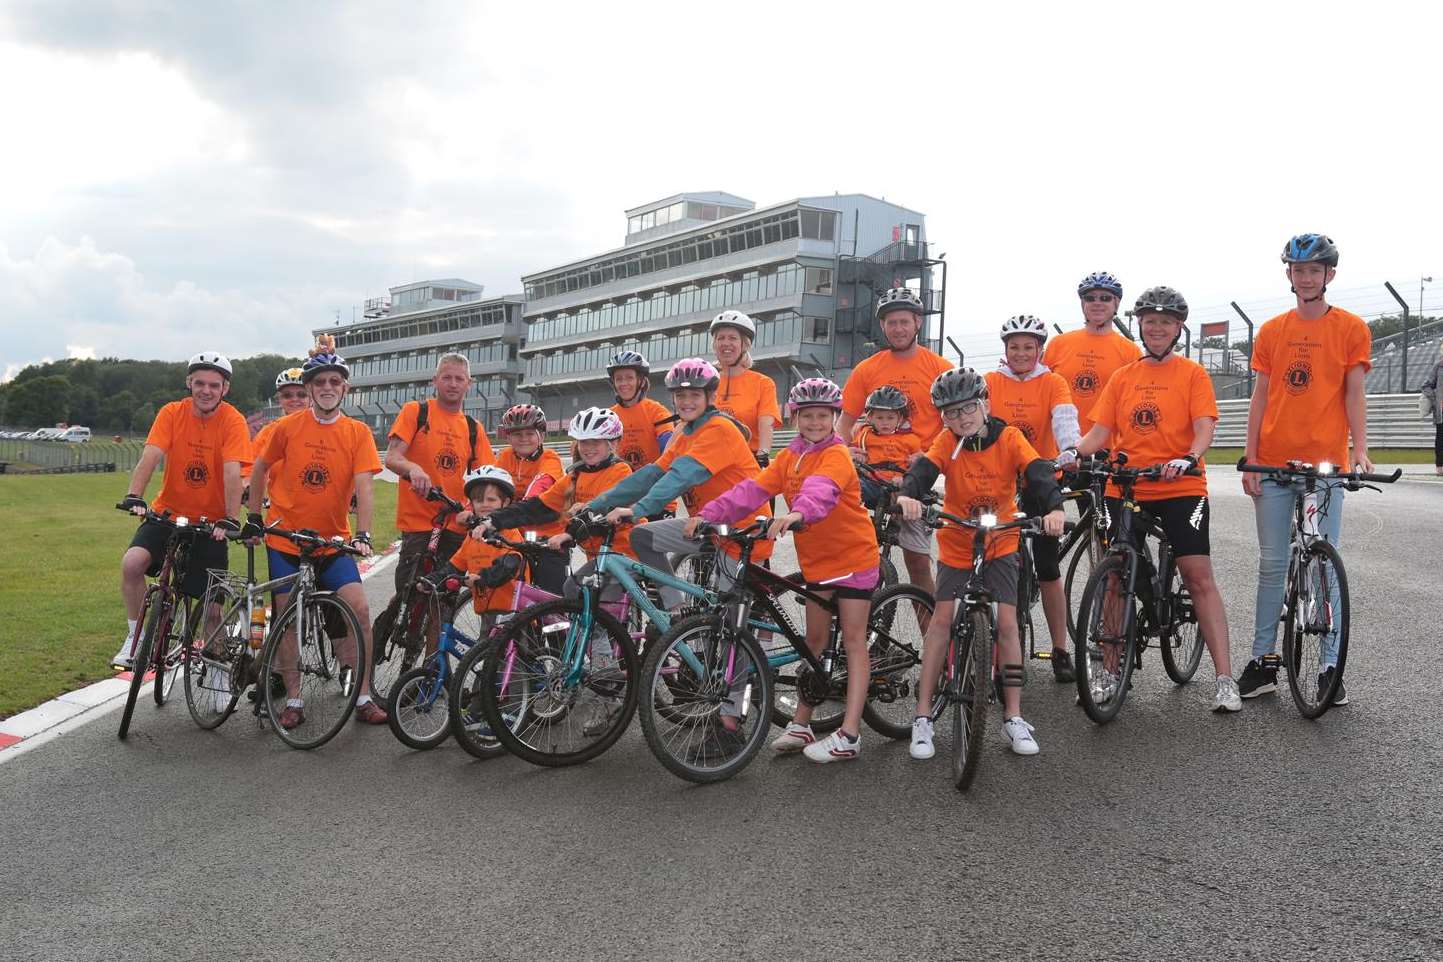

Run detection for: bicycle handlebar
[[1235, 459, 1401, 486], [694, 515, 804, 543], [115, 504, 226, 536], [262, 524, 367, 556], [425, 488, 465, 515]]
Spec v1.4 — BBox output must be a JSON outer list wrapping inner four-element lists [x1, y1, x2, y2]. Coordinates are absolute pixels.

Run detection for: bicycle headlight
[[176, 516, 190, 527], [713, 524, 729, 537], [1317, 461, 1335, 476], [524, 530, 539, 543], [978, 513, 998, 528]]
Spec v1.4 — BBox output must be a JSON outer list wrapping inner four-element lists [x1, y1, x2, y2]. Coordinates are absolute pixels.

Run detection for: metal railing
[[0, 438, 147, 474], [1211, 393, 1431, 449]]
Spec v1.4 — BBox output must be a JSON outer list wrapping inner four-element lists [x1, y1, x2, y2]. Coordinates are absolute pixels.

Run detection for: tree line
[[0, 355, 300, 434]]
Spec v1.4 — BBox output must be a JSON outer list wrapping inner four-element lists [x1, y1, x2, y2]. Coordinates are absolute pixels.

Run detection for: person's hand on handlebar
[[1241, 458, 1263, 498], [407, 469, 434, 497], [1353, 448, 1376, 475], [848, 444, 865, 463], [1160, 455, 1197, 482], [546, 533, 573, 550], [1041, 509, 1066, 538], [896, 495, 924, 521], [214, 516, 242, 543], [1055, 447, 1079, 470], [118, 494, 147, 516], [765, 511, 803, 541], [350, 532, 373, 558], [605, 507, 633, 526]]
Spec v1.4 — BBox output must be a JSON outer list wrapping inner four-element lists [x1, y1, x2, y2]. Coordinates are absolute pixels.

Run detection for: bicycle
[[187, 524, 368, 749], [912, 507, 1064, 790], [115, 506, 217, 739], [856, 460, 912, 587], [1071, 454, 1206, 724], [636, 517, 935, 783], [1056, 460, 1111, 644], [1236, 458, 1400, 717], [368, 488, 468, 704]]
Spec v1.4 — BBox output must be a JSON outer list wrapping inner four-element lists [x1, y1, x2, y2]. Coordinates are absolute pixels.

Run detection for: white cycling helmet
[[709, 310, 755, 339], [875, 287, 924, 319], [568, 407, 624, 441], [462, 464, 516, 499], [275, 367, 305, 389], [187, 351, 233, 379], [999, 315, 1048, 345]]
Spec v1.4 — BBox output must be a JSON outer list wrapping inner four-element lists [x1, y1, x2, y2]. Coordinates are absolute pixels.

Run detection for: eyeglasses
[[1082, 293, 1116, 303], [309, 375, 346, 388], [941, 401, 983, 419]]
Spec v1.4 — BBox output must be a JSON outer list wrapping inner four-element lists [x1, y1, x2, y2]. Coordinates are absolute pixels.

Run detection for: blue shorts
[[266, 548, 362, 597]]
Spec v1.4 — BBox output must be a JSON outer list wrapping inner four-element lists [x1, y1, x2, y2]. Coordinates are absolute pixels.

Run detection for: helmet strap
[[1290, 282, 1328, 304]]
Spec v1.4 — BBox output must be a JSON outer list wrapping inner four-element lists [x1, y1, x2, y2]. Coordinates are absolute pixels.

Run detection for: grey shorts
[[895, 516, 933, 555], [936, 553, 1020, 607]]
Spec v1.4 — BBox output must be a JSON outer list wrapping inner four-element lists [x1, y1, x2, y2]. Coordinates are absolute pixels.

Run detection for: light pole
[[1421, 276, 1433, 321]]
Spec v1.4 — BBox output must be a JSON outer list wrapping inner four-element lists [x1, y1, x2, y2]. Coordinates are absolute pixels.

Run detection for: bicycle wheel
[[861, 584, 934, 739], [1074, 555, 1139, 724], [369, 589, 432, 705], [951, 608, 992, 792], [1158, 565, 1205, 685], [1283, 540, 1349, 719], [477, 599, 638, 767], [767, 572, 844, 733], [388, 664, 453, 750], [261, 591, 365, 750], [184, 587, 245, 729], [117, 590, 162, 739], [1065, 526, 1105, 644], [637, 614, 773, 784], [447, 635, 509, 759], [153, 600, 190, 707]]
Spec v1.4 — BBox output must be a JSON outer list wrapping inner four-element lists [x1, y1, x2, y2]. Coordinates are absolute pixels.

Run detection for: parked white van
[[58, 426, 92, 443]]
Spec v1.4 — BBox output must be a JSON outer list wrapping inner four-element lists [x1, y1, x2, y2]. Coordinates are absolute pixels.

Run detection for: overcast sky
[[2, 0, 1440, 381]]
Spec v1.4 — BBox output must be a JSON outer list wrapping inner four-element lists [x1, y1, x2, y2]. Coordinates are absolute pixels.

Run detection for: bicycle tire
[[261, 591, 365, 750], [184, 585, 245, 729], [153, 600, 189, 707], [1283, 540, 1349, 719], [637, 614, 773, 784], [952, 608, 992, 792], [1064, 526, 1105, 644], [117, 590, 162, 739], [861, 584, 934, 740], [388, 665, 453, 750], [478, 599, 638, 767], [1074, 555, 1139, 724], [369, 590, 432, 705], [767, 571, 845, 733], [1158, 564, 1205, 685], [446, 637, 509, 759]]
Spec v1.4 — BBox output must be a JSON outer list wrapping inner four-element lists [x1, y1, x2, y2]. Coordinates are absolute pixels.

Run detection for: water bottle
[[249, 605, 267, 649]]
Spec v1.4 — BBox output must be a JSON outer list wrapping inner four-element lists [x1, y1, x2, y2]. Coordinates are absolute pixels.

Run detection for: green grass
[[1207, 447, 1434, 465], [0, 473, 399, 719]]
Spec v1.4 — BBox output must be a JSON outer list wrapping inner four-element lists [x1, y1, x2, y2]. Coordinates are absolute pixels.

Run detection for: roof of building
[[623, 191, 754, 217]]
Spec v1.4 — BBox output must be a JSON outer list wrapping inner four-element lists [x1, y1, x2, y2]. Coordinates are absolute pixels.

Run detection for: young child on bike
[[896, 369, 1065, 759], [689, 377, 878, 764], [494, 403, 567, 594], [424, 465, 526, 614], [585, 358, 772, 609], [851, 384, 922, 509]]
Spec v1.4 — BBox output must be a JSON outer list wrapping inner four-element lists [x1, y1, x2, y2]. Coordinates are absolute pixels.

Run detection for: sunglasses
[[1082, 293, 1116, 303]]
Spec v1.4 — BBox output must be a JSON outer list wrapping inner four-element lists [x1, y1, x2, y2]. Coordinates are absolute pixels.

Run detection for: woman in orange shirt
[[1070, 286, 1240, 713], [710, 310, 781, 464], [494, 403, 567, 593], [690, 378, 877, 765]]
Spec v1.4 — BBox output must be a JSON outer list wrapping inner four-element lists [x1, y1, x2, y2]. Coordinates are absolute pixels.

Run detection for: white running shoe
[[1212, 675, 1242, 713], [111, 635, 137, 669], [803, 729, 860, 764], [771, 722, 815, 753], [909, 716, 935, 760], [1002, 716, 1040, 756]]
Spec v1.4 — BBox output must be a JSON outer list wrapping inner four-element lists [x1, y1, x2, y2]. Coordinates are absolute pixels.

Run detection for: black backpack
[[410, 399, 481, 470]]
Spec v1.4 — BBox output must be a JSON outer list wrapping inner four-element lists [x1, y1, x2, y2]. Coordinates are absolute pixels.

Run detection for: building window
[[805, 267, 833, 295], [809, 317, 831, 343]]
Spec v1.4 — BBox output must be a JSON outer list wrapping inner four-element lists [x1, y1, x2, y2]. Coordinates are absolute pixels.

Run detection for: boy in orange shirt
[[852, 385, 923, 508], [1238, 235, 1372, 704], [897, 369, 1065, 759], [1070, 286, 1240, 713], [422, 466, 526, 615], [493, 403, 567, 593], [692, 378, 878, 764]]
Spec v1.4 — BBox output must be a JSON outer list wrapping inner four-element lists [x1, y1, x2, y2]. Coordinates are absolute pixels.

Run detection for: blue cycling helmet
[[1077, 272, 1124, 299], [301, 336, 351, 383], [1281, 234, 1339, 268]]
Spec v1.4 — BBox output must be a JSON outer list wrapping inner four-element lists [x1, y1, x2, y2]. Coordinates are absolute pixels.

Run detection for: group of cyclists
[[112, 231, 1377, 766]]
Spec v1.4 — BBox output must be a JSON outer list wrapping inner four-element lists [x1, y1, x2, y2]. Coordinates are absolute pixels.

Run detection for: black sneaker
[[1237, 655, 1280, 699], [1051, 649, 1076, 683], [1318, 667, 1349, 706]]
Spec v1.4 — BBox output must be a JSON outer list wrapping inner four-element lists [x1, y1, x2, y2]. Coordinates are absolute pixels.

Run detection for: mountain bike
[[856, 460, 915, 587], [1236, 458, 1400, 717]]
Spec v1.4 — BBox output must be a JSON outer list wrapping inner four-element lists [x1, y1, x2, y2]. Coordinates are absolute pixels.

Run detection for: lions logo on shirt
[[183, 459, 209, 488], [1073, 368, 1100, 396], [300, 462, 331, 492], [963, 496, 999, 520], [1130, 401, 1161, 435], [621, 449, 645, 470], [1284, 359, 1313, 396], [434, 447, 460, 473], [1012, 421, 1036, 443]]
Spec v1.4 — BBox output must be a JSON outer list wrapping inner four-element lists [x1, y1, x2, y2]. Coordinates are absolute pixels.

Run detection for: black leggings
[[1435, 423, 1443, 467]]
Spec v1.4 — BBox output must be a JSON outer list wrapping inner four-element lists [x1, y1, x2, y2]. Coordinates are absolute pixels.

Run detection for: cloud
[[66, 345, 96, 360]]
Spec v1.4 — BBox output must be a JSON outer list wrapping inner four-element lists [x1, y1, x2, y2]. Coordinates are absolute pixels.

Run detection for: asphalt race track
[[3, 469, 1440, 962]]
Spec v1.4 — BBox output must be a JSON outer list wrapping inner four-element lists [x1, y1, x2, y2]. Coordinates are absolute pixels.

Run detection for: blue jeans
[[1251, 479, 1345, 664]]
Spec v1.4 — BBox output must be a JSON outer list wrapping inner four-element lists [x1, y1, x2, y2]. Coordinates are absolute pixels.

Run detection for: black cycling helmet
[[1281, 234, 1339, 268], [864, 385, 909, 412], [930, 368, 988, 411], [606, 350, 650, 378], [1133, 286, 1189, 322]]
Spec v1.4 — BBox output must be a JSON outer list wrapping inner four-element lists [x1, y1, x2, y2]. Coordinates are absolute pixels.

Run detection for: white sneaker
[[803, 729, 860, 764], [1002, 716, 1040, 756], [771, 722, 815, 753], [1212, 675, 1242, 713], [111, 636, 137, 669], [909, 716, 935, 760]]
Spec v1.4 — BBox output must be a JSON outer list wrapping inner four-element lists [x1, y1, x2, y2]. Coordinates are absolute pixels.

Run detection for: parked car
[[26, 428, 62, 440], [58, 426, 92, 443]]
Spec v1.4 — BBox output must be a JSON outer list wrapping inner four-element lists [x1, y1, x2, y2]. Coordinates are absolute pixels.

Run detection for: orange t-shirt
[[389, 400, 496, 534], [752, 442, 877, 584], [984, 369, 1073, 460], [1043, 329, 1142, 433], [449, 529, 524, 613], [539, 460, 639, 558], [853, 425, 923, 481], [715, 368, 781, 452], [241, 418, 280, 482], [1091, 356, 1217, 500], [841, 348, 954, 446], [1252, 307, 1372, 469], [497, 447, 566, 540], [657, 413, 772, 561], [144, 400, 252, 521], [924, 425, 1040, 569], [612, 397, 675, 470], [261, 412, 383, 552]]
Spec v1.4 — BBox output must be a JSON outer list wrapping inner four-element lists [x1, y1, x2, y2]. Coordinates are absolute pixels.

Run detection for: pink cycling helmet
[[787, 377, 843, 415], [664, 357, 720, 391]]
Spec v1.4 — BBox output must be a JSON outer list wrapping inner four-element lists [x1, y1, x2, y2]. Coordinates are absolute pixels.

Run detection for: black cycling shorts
[[1104, 495, 1210, 559], [129, 517, 229, 600], [1019, 487, 1061, 582]]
